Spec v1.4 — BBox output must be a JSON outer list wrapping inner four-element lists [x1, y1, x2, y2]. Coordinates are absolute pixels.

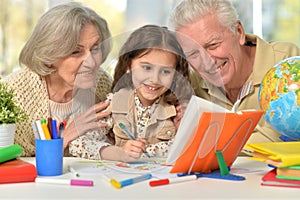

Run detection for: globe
[[259, 56, 300, 139]]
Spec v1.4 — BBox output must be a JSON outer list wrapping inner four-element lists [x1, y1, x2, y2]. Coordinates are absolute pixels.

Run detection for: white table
[[0, 157, 299, 199]]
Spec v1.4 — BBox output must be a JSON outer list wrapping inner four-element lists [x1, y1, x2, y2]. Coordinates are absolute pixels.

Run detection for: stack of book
[[0, 144, 37, 184], [246, 141, 300, 188], [261, 166, 300, 188]]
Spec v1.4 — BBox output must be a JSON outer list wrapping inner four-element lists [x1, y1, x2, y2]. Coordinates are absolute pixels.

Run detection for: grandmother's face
[[51, 23, 102, 90]]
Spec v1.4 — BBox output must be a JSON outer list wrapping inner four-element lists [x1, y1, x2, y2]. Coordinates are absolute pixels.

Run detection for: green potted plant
[[0, 77, 27, 147]]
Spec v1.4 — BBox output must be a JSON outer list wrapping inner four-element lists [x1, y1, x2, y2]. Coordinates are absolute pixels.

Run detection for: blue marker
[[111, 173, 152, 188], [118, 123, 151, 158], [51, 119, 58, 139], [119, 123, 136, 140]]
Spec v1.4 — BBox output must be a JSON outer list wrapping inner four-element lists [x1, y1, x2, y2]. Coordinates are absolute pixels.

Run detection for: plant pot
[[0, 124, 16, 148]]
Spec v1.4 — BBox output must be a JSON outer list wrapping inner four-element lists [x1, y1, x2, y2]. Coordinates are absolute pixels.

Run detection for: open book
[[166, 95, 264, 174]]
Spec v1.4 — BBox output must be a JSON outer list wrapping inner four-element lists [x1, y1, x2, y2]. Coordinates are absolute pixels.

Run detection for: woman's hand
[[62, 101, 111, 148]]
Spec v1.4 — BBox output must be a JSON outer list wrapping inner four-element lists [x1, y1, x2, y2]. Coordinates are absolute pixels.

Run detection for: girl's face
[[131, 49, 176, 106], [51, 23, 102, 90]]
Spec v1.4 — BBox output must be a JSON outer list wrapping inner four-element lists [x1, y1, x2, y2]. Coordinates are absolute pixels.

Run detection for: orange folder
[[169, 110, 264, 174]]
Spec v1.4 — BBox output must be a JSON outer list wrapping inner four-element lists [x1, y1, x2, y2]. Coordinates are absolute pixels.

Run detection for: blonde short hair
[[19, 2, 112, 76]]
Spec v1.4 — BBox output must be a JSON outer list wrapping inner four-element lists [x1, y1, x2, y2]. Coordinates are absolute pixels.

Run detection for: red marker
[[63, 120, 67, 128], [149, 175, 197, 187]]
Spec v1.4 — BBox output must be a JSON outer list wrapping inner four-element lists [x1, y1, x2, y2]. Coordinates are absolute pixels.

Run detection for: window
[[0, 0, 299, 77]]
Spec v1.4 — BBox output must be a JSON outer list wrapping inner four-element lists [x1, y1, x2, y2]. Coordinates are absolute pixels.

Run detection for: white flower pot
[[0, 124, 16, 148]]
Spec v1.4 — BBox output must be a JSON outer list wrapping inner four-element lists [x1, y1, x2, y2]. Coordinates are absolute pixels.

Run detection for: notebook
[[0, 144, 23, 163], [166, 95, 264, 174], [0, 159, 37, 184], [276, 165, 300, 180]]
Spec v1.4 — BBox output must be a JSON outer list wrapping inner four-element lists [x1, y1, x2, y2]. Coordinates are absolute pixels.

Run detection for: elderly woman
[[4, 2, 137, 162]]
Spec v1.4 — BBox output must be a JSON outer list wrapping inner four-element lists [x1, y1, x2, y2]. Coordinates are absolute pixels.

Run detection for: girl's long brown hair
[[112, 24, 193, 105]]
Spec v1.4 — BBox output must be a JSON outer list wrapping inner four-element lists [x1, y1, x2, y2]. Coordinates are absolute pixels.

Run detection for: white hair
[[19, 2, 112, 76], [169, 0, 239, 33]]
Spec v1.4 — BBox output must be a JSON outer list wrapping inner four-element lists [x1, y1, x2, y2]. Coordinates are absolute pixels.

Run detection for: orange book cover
[[166, 95, 263, 174], [0, 159, 37, 184]]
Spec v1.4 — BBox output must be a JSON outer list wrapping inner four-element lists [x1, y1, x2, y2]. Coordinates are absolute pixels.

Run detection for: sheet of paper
[[69, 158, 174, 179]]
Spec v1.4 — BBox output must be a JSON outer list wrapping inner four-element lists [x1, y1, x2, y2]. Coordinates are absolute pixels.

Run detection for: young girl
[[109, 25, 194, 158]]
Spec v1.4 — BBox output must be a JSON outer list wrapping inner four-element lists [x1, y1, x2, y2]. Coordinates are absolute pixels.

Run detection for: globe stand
[[279, 135, 299, 142]]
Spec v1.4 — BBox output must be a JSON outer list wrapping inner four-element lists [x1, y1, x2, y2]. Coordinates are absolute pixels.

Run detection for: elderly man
[[169, 0, 299, 143]]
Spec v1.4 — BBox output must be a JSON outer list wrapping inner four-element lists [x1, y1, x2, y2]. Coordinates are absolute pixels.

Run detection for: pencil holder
[[35, 138, 63, 176]]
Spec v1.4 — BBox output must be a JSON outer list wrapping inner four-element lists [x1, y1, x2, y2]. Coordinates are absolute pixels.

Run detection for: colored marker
[[63, 120, 67, 128], [149, 175, 197, 187], [118, 123, 151, 158], [111, 173, 152, 189], [35, 177, 93, 187], [31, 121, 40, 139], [58, 122, 65, 138], [51, 119, 59, 139], [47, 117, 53, 135], [68, 166, 80, 177], [34, 120, 46, 140], [41, 119, 52, 140]]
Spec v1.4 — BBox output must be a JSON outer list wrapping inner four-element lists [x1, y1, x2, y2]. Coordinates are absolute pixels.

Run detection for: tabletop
[[0, 156, 299, 200]]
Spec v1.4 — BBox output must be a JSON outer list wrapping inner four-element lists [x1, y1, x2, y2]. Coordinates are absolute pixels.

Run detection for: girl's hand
[[122, 138, 146, 155], [100, 145, 141, 162]]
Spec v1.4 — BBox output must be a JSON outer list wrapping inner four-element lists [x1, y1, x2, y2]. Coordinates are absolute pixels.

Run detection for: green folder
[[0, 144, 23, 163]]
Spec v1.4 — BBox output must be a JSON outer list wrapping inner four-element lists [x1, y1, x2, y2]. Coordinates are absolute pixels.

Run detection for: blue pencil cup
[[35, 138, 63, 176]]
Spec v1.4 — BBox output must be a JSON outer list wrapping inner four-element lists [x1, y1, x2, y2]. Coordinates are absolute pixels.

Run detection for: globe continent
[[259, 56, 300, 139]]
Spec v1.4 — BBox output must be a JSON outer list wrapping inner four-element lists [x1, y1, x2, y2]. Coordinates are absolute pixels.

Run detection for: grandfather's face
[[176, 14, 245, 88]]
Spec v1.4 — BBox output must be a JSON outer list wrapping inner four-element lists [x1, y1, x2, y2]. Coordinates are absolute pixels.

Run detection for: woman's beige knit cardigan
[[4, 67, 112, 156]]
